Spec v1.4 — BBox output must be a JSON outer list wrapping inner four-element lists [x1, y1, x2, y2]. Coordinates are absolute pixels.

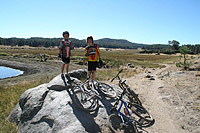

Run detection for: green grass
[[0, 74, 55, 133]]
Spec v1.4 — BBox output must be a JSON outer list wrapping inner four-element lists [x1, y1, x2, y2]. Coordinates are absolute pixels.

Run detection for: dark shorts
[[88, 61, 97, 71], [62, 57, 70, 64]]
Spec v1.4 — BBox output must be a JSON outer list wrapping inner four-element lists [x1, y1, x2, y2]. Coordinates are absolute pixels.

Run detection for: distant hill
[[0, 37, 147, 49], [95, 38, 146, 49]]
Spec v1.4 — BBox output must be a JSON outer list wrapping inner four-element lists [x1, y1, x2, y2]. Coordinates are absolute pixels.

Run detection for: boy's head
[[87, 36, 94, 44], [63, 31, 69, 40]]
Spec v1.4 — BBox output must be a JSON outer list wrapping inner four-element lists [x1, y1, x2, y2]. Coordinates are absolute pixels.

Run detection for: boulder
[[157, 71, 169, 78], [8, 69, 120, 133], [145, 74, 152, 78], [194, 71, 200, 77], [149, 77, 155, 80], [127, 63, 134, 68], [169, 71, 185, 77], [68, 69, 87, 79]]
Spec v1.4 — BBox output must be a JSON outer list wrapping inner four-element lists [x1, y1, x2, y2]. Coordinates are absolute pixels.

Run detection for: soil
[[122, 63, 200, 132]]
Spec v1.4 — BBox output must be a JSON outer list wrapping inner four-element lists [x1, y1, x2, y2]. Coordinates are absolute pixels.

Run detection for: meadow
[[0, 46, 180, 132]]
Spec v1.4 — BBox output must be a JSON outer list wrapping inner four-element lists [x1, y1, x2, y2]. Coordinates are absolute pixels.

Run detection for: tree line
[[0, 37, 87, 48], [0, 37, 144, 49], [140, 40, 200, 54], [0, 37, 199, 54]]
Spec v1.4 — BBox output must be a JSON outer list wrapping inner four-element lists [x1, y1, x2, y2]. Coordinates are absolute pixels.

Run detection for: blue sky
[[0, 0, 199, 44]]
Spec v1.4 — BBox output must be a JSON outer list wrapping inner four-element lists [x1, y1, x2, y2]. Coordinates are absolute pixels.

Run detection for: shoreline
[[0, 59, 38, 76], [0, 66, 24, 80], [0, 57, 85, 85]]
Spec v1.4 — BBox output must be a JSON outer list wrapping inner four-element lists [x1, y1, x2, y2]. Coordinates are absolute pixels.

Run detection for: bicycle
[[72, 78, 117, 112], [108, 86, 155, 133], [111, 69, 142, 105]]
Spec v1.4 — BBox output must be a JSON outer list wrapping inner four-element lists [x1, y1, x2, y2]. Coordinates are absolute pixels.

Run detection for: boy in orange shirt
[[85, 36, 100, 81]]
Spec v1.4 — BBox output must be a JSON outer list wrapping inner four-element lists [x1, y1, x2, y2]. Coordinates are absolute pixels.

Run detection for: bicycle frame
[[117, 100, 133, 127], [111, 69, 140, 104], [114, 92, 143, 131], [112, 72, 129, 92]]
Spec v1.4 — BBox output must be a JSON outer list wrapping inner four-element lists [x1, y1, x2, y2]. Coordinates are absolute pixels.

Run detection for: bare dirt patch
[[123, 64, 200, 133]]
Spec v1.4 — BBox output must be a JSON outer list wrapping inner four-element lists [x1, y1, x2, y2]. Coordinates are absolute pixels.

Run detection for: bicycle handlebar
[[111, 69, 123, 82]]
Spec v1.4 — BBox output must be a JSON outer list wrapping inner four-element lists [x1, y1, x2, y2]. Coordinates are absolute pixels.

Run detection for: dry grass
[[0, 46, 180, 68], [0, 46, 181, 132], [0, 74, 55, 133], [95, 68, 138, 81]]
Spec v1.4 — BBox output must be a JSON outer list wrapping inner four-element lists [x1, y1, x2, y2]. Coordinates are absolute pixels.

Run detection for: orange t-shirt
[[85, 44, 100, 62]]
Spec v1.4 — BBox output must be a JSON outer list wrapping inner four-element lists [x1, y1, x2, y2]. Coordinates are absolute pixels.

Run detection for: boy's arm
[[85, 47, 89, 56], [98, 53, 100, 59], [97, 45, 101, 59], [58, 48, 62, 54], [58, 42, 62, 57], [70, 41, 74, 50], [70, 45, 74, 50]]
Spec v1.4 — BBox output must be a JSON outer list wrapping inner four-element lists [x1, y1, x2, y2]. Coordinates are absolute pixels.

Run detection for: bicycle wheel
[[98, 83, 117, 98], [73, 90, 98, 112], [121, 84, 142, 105], [108, 113, 138, 133], [127, 93, 142, 106], [129, 103, 155, 128]]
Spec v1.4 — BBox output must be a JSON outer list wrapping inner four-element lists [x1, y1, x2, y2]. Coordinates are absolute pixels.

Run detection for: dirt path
[[124, 65, 187, 133]]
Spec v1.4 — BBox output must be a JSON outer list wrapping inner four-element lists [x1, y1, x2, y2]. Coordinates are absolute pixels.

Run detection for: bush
[[0, 52, 9, 56], [176, 62, 183, 67], [162, 50, 176, 54]]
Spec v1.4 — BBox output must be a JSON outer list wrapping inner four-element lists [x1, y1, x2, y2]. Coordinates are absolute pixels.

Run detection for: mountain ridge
[[0, 37, 170, 49]]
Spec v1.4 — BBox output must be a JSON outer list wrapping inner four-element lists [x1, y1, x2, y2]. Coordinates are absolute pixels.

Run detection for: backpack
[[97, 58, 103, 68], [61, 40, 71, 57]]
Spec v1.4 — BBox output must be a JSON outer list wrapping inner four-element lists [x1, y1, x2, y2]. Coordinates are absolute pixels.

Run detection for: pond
[[0, 66, 24, 79]]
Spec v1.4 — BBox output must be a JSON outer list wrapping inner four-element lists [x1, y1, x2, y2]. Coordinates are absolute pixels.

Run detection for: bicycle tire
[[127, 93, 142, 106], [121, 84, 142, 105], [72, 90, 98, 112], [128, 103, 155, 128], [108, 113, 138, 133], [98, 83, 117, 98]]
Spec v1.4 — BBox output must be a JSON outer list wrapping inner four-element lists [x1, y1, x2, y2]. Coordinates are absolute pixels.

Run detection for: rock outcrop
[[8, 69, 119, 133]]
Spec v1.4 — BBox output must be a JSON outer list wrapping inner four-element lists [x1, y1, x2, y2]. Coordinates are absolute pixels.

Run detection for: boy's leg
[[61, 63, 65, 74], [86, 71, 91, 90], [91, 71, 96, 81], [66, 63, 69, 74], [87, 71, 91, 79], [61, 63, 65, 79], [65, 63, 73, 81], [90, 61, 97, 81]]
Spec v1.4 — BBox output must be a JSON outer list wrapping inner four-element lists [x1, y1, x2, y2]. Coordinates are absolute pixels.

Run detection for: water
[[0, 66, 24, 79]]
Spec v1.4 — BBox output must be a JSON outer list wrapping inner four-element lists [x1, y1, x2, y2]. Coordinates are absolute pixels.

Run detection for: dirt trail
[[124, 65, 187, 133]]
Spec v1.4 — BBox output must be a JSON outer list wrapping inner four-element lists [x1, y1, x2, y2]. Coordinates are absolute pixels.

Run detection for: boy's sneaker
[[61, 74, 65, 79], [65, 74, 74, 82]]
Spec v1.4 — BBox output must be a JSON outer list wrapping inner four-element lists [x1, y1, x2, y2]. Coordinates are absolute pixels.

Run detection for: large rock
[[8, 69, 119, 133], [68, 69, 87, 79]]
